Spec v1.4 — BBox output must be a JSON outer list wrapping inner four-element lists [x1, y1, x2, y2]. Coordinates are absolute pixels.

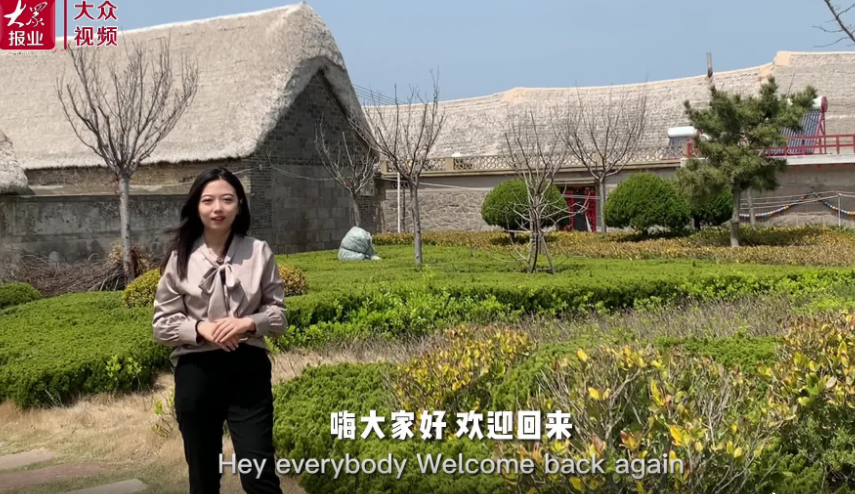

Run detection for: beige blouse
[[152, 233, 287, 367]]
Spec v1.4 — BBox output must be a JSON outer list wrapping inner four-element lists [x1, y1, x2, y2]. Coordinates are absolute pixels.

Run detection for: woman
[[153, 167, 286, 494]]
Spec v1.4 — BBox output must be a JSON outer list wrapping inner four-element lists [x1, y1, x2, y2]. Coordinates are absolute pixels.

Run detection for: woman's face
[[198, 179, 239, 234]]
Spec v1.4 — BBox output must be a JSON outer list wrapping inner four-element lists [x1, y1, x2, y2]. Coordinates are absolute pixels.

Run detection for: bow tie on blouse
[[198, 261, 245, 320]]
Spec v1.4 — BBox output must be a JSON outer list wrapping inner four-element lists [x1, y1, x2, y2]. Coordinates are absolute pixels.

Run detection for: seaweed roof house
[[376, 51, 855, 232], [0, 3, 372, 265], [0, 130, 28, 195]]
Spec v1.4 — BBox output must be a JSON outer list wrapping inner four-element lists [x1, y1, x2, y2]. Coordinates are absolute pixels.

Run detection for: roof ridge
[[426, 64, 768, 106]]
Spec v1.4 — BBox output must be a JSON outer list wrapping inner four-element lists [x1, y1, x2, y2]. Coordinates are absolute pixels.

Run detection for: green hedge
[[481, 178, 569, 232], [122, 269, 160, 308], [273, 363, 505, 494], [275, 269, 855, 348], [653, 335, 780, 370], [3, 252, 855, 408], [0, 282, 41, 310], [604, 172, 691, 232], [0, 292, 170, 408]]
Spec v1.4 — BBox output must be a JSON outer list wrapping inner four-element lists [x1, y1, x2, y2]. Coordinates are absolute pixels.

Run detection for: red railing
[[686, 134, 855, 158]]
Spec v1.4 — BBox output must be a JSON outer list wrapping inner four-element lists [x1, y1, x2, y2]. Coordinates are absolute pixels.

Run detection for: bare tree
[[500, 107, 572, 274], [817, 0, 855, 46], [558, 87, 648, 234], [56, 39, 199, 282], [314, 116, 377, 228], [361, 74, 445, 265]]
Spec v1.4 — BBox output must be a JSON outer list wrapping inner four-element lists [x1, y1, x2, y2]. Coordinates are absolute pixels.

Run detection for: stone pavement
[[0, 449, 147, 494]]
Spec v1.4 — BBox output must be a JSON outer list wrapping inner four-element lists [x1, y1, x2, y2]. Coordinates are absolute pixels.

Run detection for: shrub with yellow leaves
[[121, 268, 161, 308], [761, 313, 855, 489], [501, 344, 786, 493], [277, 263, 308, 297], [375, 226, 855, 267], [393, 325, 531, 416]]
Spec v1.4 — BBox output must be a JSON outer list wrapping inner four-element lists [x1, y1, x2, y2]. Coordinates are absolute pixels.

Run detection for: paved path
[[60, 479, 147, 494], [0, 448, 53, 471], [0, 450, 147, 494]]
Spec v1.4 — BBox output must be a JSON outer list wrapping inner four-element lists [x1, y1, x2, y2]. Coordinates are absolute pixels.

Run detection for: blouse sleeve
[[152, 251, 203, 348], [248, 242, 287, 338]]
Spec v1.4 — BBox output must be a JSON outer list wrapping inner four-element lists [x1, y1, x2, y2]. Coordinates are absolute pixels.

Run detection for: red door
[[562, 186, 597, 232]]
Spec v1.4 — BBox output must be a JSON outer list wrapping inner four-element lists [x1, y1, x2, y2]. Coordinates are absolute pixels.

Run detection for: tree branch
[[819, 0, 855, 45]]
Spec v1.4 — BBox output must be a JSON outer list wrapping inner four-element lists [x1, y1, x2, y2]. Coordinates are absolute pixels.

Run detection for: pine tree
[[682, 77, 817, 246]]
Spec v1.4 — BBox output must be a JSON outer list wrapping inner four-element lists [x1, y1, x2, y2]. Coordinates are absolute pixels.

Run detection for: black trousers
[[174, 344, 282, 494]]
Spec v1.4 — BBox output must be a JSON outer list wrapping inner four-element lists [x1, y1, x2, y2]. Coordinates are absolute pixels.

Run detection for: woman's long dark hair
[[159, 167, 251, 280]]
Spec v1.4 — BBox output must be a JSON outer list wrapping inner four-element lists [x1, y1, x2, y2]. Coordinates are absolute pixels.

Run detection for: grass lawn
[[276, 244, 843, 295]]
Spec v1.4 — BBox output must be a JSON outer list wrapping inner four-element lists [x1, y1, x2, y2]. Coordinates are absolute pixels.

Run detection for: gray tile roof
[[378, 51, 855, 159]]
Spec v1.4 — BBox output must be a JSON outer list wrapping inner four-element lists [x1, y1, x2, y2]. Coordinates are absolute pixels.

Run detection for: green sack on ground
[[338, 227, 381, 261]]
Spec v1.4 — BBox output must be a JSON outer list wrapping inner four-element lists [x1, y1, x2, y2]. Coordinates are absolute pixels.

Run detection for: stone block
[[0, 449, 53, 471]]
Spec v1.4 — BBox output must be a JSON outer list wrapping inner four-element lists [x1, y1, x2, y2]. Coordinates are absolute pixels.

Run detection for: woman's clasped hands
[[197, 317, 256, 351]]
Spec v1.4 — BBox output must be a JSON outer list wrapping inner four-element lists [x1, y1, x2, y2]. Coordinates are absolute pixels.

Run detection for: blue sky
[[53, 0, 852, 100]]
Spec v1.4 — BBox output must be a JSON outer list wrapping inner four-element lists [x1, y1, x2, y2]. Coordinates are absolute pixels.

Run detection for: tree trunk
[[748, 189, 756, 228], [349, 193, 362, 228], [410, 182, 423, 265], [528, 223, 539, 273], [730, 186, 742, 248], [541, 230, 556, 274], [118, 174, 136, 282], [597, 178, 607, 234]]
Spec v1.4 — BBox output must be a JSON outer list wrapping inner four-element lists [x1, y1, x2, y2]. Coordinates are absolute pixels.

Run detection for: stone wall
[[380, 184, 497, 233], [0, 194, 185, 274], [744, 163, 855, 227], [243, 70, 373, 253], [375, 163, 855, 233], [23, 160, 253, 196], [375, 166, 677, 233]]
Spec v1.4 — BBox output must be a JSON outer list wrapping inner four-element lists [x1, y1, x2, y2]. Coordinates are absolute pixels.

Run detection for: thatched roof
[[0, 3, 361, 170], [402, 51, 855, 158], [0, 130, 29, 194]]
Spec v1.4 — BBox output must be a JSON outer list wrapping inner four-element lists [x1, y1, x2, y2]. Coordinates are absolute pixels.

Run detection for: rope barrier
[[739, 191, 855, 219]]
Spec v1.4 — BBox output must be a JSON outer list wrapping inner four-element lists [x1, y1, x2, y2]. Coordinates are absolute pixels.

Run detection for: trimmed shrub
[[273, 362, 506, 494], [394, 326, 531, 415], [276, 268, 855, 349], [604, 173, 692, 232], [491, 339, 588, 412], [121, 268, 160, 308], [278, 264, 308, 297], [0, 282, 41, 310], [0, 292, 170, 408], [481, 178, 569, 233]]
